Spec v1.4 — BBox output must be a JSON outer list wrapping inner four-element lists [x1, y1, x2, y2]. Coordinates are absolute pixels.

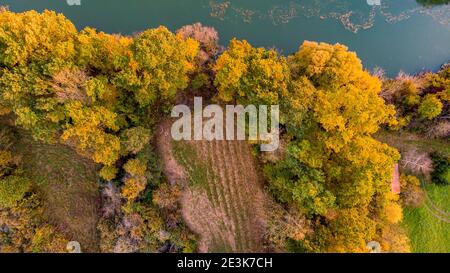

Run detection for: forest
[[0, 8, 448, 253]]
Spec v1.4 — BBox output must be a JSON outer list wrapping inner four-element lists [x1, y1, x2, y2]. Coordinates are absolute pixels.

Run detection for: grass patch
[[376, 130, 450, 156], [172, 140, 211, 189], [13, 129, 100, 252], [403, 184, 450, 253]]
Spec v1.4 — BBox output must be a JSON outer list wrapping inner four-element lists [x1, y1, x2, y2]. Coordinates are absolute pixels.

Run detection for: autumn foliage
[[215, 40, 407, 253], [0, 10, 431, 253]]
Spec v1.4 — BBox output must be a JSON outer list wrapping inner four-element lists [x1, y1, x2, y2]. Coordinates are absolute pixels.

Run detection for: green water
[[2, 0, 450, 76]]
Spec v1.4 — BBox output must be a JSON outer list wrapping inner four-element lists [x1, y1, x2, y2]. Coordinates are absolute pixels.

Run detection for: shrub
[[152, 183, 182, 211], [120, 127, 152, 155], [100, 166, 118, 181], [31, 225, 68, 253], [384, 202, 403, 224], [400, 175, 425, 207], [0, 175, 32, 208], [121, 176, 147, 201], [176, 23, 219, 65], [124, 158, 147, 177], [431, 153, 450, 185], [400, 80, 420, 107], [418, 95, 443, 120]]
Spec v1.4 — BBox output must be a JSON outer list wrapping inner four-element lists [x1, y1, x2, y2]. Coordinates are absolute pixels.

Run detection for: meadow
[[403, 184, 450, 253]]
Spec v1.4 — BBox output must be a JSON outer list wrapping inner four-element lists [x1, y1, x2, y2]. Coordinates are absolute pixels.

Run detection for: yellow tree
[[214, 39, 289, 105], [61, 101, 121, 167], [267, 41, 402, 252]]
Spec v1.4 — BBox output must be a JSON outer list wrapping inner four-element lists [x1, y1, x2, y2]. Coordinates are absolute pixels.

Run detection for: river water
[[2, 0, 450, 76]]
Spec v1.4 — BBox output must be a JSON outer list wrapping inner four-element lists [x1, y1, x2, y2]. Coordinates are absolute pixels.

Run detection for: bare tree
[[51, 69, 90, 103], [265, 201, 311, 251], [426, 120, 450, 139], [400, 149, 434, 179], [100, 182, 122, 218], [177, 23, 220, 65]]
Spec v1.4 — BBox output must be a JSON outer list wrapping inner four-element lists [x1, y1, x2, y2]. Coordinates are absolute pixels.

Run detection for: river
[[2, 0, 450, 76]]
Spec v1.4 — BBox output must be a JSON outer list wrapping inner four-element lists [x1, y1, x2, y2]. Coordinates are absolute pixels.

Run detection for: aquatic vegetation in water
[[208, 0, 450, 33]]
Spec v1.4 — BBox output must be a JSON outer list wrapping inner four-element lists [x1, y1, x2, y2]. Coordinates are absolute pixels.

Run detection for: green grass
[[376, 130, 450, 156], [403, 184, 450, 253], [376, 130, 450, 252], [12, 129, 100, 252], [172, 140, 211, 189]]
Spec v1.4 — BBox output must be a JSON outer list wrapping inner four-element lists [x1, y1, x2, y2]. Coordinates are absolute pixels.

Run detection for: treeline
[[214, 40, 411, 252], [0, 9, 200, 253], [0, 9, 448, 253], [416, 0, 450, 6]]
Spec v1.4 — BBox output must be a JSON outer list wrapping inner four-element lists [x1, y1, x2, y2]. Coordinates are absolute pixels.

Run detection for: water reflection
[[208, 0, 450, 33]]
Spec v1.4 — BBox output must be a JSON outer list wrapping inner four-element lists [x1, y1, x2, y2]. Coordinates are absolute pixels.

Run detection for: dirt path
[[156, 120, 187, 186], [156, 119, 267, 253]]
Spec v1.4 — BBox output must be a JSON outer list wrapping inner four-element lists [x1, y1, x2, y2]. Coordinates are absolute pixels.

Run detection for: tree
[[380, 224, 411, 253], [152, 183, 182, 211], [265, 201, 311, 251], [384, 202, 403, 224], [177, 23, 219, 66], [120, 127, 152, 155], [214, 39, 289, 105], [418, 94, 443, 120], [126, 27, 199, 107], [287, 41, 397, 153], [0, 10, 77, 68], [0, 193, 44, 253], [312, 208, 376, 253], [61, 101, 121, 166], [400, 174, 425, 208], [0, 10, 77, 142], [99, 166, 118, 181], [400, 149, 434, 179], [121, 176, 147, 201], [124, 158, 147, 177], [1, 11, 198, 180], [431, 153, 450, 185], [76, 27, 133, 73], [265, 41, 401, 252]]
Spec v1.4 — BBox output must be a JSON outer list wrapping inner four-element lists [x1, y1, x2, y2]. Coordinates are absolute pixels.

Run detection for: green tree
[[418, 94, 443, 120]]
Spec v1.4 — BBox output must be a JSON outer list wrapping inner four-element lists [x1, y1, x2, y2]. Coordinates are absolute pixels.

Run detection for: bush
[[400, 80, 420, 107], [100, 166, 118, 181], [124, 158, 147, 177], [400, 175, 425, 207], [31, 225, 68, 253], [384, 202, 403, 224], [153, 183, 182, 211], [431, 153, 450, 185], [120, 127, 152, 155], [0, 150, 13, 177], [0, 175, 32, 208], [418, 95, 443, 120], [121, 176, 147, 201]]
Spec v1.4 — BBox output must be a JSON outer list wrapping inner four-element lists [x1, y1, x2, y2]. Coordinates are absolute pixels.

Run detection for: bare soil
[[156, 119, 267, 253]]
